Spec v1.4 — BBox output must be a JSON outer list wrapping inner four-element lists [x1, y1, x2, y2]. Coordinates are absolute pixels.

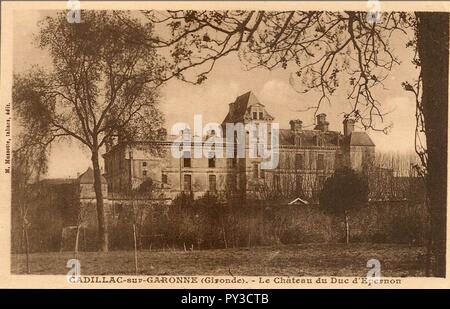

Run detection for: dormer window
[[251, 107, 264, 120]]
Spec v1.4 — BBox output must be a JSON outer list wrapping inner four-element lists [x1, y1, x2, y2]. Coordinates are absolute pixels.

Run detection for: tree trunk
[[74, 225, 80, 259], [91, 150, 109, 252], [416, 12, 448, 277], [220, 203, 228, 249], [133, 223, 138, 275], [344, 212, 350, 245], [23, 223, 30, 274]]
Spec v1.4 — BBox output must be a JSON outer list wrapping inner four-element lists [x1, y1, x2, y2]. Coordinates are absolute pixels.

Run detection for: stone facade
[[78, 167, 108, 202], [102, 91, 376, 201]]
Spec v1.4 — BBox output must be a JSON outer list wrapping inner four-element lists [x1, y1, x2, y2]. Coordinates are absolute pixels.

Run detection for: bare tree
[[13, 11, 166, 251], [74, 199, 90, 259], [11, 135, 48, 273], [142, 10, 448, 277]]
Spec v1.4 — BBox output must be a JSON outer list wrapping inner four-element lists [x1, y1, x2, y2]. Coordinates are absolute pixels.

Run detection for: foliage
[[319, 167, 369, 215], [143, 10, 447, 275], [13, 11, 168, 251], [14, 11, 166, 150], [145, 11, 416, 131]]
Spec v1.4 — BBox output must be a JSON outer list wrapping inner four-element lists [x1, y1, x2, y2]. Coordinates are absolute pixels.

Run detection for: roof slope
[[346, 132, 375, 146], [78, 167, 107, 184], [222, 91, 273, 123]]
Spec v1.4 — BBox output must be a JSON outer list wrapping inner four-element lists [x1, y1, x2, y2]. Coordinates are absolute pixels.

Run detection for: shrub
[[319, 167, 369, 244]]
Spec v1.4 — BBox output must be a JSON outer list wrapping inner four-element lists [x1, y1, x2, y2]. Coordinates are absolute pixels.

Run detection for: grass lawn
[[11, 243, 426, 277]]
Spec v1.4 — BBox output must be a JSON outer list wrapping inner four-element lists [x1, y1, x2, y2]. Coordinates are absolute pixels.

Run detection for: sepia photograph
[[1, 1, 449, 288]]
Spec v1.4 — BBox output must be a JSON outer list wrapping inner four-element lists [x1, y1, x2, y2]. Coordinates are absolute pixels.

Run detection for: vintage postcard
[[0, 1, 449, 289]]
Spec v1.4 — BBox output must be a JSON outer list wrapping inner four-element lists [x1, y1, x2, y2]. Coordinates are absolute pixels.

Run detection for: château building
[[102, 91, 375, 201]]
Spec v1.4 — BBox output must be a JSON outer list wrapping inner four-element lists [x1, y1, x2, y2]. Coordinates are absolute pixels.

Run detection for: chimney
[[315, 113, 329, 132], [289, 119, 303, 146], [343, 118, 355, 136], [289, 119, 303, 133]]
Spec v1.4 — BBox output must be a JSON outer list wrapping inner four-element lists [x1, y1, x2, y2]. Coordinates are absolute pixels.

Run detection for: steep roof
[[346, 132, 375, 146], [236, 91, 261, 113], [78, 167, 107, 184], [222, 91, 273, 123]]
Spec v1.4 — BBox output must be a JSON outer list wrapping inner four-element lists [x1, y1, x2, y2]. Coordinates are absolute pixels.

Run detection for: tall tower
[[221, 91, 275, 198]]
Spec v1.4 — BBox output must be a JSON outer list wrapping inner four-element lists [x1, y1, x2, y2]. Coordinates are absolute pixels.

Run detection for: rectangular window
[[142, 161, 147, 167], [253, 111, 258, 119], [274, 174, 280, 189], [259, 112, 263, 120], [295, 153, 304, 170], [162, 174, 168, 185], [142, 170, 147, 177], [183, 151, 191, 168], [208, 156, 216, 168], [183, 174, 192, 192], [232, 145, 238, 168], [209, 174, 217, 192], [296, 175, 303, 192], [317, 154, 325, 170]]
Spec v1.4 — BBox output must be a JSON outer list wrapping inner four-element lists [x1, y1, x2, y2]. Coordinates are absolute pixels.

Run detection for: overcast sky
[[13, 10, 419, 178]]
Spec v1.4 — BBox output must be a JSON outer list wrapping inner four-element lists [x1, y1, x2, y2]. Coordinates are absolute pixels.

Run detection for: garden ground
[[11, 243, 426, 277]]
